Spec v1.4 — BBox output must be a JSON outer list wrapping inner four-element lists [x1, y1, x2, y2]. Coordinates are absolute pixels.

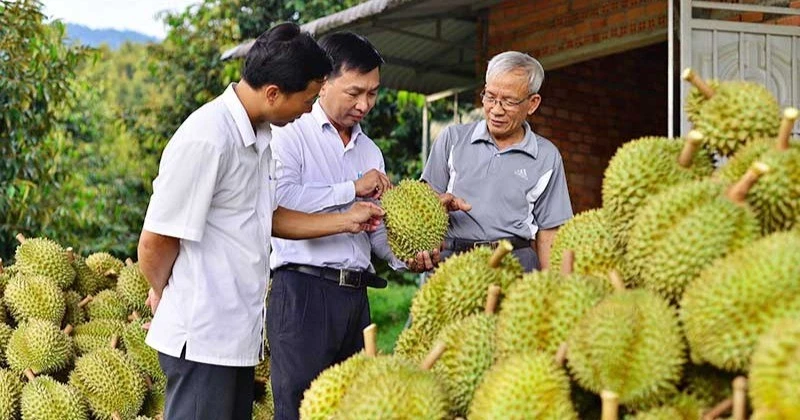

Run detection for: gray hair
[[486, 51, 545, 94]]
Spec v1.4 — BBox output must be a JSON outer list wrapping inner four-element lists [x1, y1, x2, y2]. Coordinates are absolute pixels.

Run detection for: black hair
[[318, 31, 384, 78], [243, 22, 332, 93]]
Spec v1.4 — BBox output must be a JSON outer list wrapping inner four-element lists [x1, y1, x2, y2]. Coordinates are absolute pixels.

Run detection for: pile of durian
[[298, 70, 800, 420]]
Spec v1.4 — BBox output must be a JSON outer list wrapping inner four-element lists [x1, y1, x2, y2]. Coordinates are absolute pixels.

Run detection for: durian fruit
[[252, 394, 274, 420], [86, 290, 128, 321], [680, 363, 735, 408], [567, 283, 685, 407], [4, 275, 66, 325], [72, 320, 125, 355], [602, 133, 714, 252], [121, 319, 165, 391], [394, 270, 448, 363], [625, 164, 765, 303], [14, 235, 75, 290], [0, 324, 11, 366], [0, 259, 11, 296], [62, 291, 87, 329], [84, 253, 123, 289], [495, 268, 607, 360], [299, 353, 372, 420], [682, 68, 781, 156], [550, 208, 623, 278], [6, 319, 73, 375], [626, 392, 704, 420], [116, 262, 151, 317], [680, 231, 800, 372], [0, 306, 6, 326], [749, 316, 800, 419], [685, 78, 720, 124], [139, 388, 165, 419], [0, 368, 23, 420], [69, 252, 106, 297], [381, 179, 449, 260], [468, 352, 577, 419], [393, 322, 432, 365], [21, 374, 88, 420], [69, 347, 146, 420]]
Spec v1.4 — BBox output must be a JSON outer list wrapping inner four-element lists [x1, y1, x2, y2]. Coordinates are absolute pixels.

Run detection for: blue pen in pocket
[[357, 171, 363, 179]]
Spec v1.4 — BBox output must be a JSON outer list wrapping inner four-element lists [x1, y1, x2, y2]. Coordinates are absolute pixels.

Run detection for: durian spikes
[[725, 161, 770, 204], [420, 341, 446, 370], [488, 240, 513, 268], [601, 389, 619, 420], [682, 68, 715, 99], [678, 130, 704, 168], [78, 295, 92, 308], [16, 233, 26, 244], [608, 270, 625, 292], [363, 324, 377, 357], [555, 342, 568, 366], [484, 284, 501, 315], [777, 107, 799, 151], [732, 376, 747, 420], [23, 368, 36, 382], [66, 247, 75, 263], [560, 249, 575, 275]]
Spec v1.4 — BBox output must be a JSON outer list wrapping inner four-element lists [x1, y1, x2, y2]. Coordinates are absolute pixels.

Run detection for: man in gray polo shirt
[[422, 51, 573, 271]]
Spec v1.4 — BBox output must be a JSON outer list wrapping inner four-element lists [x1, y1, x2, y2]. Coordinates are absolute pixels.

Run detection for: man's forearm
[[535, 228, 559, 270], [137, 230, 180, 296], [272, 206, 349, 239]]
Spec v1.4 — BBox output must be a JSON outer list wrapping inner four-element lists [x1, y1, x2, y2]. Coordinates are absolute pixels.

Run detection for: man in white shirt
[[137, 23, 384, 420], [268, 32, 469, 419]]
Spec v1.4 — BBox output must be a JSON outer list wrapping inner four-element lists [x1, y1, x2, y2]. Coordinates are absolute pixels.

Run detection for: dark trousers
[[267, 268, 371, 420], [158, 347, 255, 420]]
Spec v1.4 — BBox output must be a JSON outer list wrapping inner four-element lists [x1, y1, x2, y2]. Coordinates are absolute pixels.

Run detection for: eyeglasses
[[480, 90, 534, 111]]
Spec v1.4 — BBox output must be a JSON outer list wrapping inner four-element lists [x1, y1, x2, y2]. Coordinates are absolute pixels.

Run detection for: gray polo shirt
[[421, 120, 573, 241]]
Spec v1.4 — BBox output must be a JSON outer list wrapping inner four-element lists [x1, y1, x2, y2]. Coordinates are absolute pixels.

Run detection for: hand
[[405, 249, 440, 272], [343, 201, 385, 233], [145, 287, 161, 315], [354, 169, 392, 199], [438, 192, 472, 212]]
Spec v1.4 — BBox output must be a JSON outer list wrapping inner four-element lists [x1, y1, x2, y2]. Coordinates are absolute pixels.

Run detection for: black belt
[[279, 264, 387, 289], [444, 237, 531, 253]]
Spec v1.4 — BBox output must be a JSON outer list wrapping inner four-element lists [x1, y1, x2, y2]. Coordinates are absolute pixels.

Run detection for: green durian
[[680, 231, 800, 371], [72, 319, 125, 355], [0, 324, 11, 366], [21, 375, 88, 420], [299, 353, 371, 420], [685, 78, 720, 124], [381, 179, 449, 260], [0, 368, 23, 420], [749, 316, 800, 419], [6, 319, 73, 375], [84, 253, 124, 288], [61, 291, 87, 329], [70, 255, 106, 297], [626, 392, 704, 420], [14, 237, 75, 290], [69, 348, 146, 420], [680, 363, 735, 408], [469, 352, 577, 420], [393, 325, 433, 365], [121, 319, 165, 391], [567, 289, 685, 407], [139, 388, 165, 419], [4, 275, 66, 325], [86, 290, 128, 321], [550, 208, 623, 277], [116, 263, 150, 316]]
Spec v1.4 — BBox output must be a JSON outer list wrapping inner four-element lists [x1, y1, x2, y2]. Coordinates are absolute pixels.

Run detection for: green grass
[[368, 284, 417, 353]]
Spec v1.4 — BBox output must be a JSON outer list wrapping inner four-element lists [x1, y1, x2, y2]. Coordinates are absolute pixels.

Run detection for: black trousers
[[158, 347, 255, 420], [267, 268, 371, 420]]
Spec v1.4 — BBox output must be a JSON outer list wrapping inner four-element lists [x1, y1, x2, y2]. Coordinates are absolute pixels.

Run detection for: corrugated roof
[[221, 0, 501, 94]]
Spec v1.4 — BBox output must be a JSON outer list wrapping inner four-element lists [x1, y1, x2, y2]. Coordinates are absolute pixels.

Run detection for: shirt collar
[[471, 120, 539, 159], [221, 83, 257, 148], [310, 100, 364, 144]]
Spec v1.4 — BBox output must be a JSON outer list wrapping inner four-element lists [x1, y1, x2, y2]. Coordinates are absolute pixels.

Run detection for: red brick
[[740, 12, 764, 23], [776, 15, 800, 26]]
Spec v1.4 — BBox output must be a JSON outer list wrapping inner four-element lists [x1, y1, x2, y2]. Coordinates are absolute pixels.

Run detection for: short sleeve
[[143, 139, 224, 242], [533, 152, 573, 230], [420, 127, 452, 194]]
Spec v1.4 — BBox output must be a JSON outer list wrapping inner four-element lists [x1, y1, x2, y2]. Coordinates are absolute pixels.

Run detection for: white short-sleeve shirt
[[144, 83, 275, 367]]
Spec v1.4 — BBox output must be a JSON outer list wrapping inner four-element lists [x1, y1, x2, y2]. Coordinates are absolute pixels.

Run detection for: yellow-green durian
[[626, 392, 704, 420], [749, 316, 800, 419], [84, 253, 123, 288], [469, 352, 577, 420], [685, 78, 720, 124], [116, 263, 150, 316], [680, 231, 800, 372], [86, 290, 128, 322], [0, 324, 11, 366], [253, 387, 273, 420], [602, 136, 714, 252], [6, 319, 73, 375], [69, 348, 146, 420], [0, 368, 23, 420], [4, 275, 65, 325], [299, 353, 371, 420], [567, 289, 685, 407], [550, 208, 623, 277], [14, 238, 75, 290], [72, 320, 125, 355], [21, 375, 88, 420], [139, 388, 165, 419], [393, 325, 433, 365], [381, 179, 449, 260], [680, 363, 735, 407], [70, 255, 105, 297], [121, 319, 165, 391], [61, 291, 87, 329]]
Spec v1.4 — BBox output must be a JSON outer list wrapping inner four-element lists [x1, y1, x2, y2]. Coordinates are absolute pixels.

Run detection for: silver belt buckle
[[473, 240, 498, 249], [338, 269, 361, 288]]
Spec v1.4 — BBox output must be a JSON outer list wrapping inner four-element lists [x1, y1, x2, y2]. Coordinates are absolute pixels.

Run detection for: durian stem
[[23, 368, 36, 382], [112, 412, 122, 420], [703, 398, 733, 420], [420, 341, 446, 370], [682, 68, 715, 99], [678, 131, 704, 168], [488, 240, 513, 268], [733, 376, 747, 420], [109, 335, 119, 349], [560, 249, 575, 275], [725, 162, 770, 205], [0, 258, 4, 274], [777, 107, 799, 151], [601, 390, 619, 420], [144, 374, 154, 390], [65, 247, 75, 263], [484, 284, 501, 315], [555, 342, 568, 366], [62, 324, 73, 336], [15, 233, 26, 244], [608, 270, 625, 292], [255, 375, 269, 384], [363, 324, 378, 357], [125, 257, 134, 266], [78, 296, 93, 308]]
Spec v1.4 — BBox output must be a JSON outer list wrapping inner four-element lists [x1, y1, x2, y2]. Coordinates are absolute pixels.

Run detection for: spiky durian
[[69, 348, 146, 420], [4, 275, 65, 325], [72, 320, 125, 355], [121, 319, 165, 391], [749, 316, 800, 419], [627, 392, 704, 420], [14, 237, 75, 290], [85, 253, 123, 288], [139, 389, 165, 419], [685, 78, 720, 124], [393, 325, 433, 365], [253, 394, 273, 420], [381, 179, 449, 260], [0, 368, 23, 420], [602, 135, 714, 251], [469, 352, 577, 419], [86, 290, 128, 322], [395, 271, 448, 363], [567, 289, 685, 407], [680, 231, 800, 371], [6, 319, 73, 375], [70, 255, 105, 297], [62, 291, 87, 329], [299, 353, 371, 420], [0, 324, 11, 366], [21, 375, 88, 420], [680, 363, 735, 408], [116, 263, 150, 317], [550, 208, 623, 277]]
